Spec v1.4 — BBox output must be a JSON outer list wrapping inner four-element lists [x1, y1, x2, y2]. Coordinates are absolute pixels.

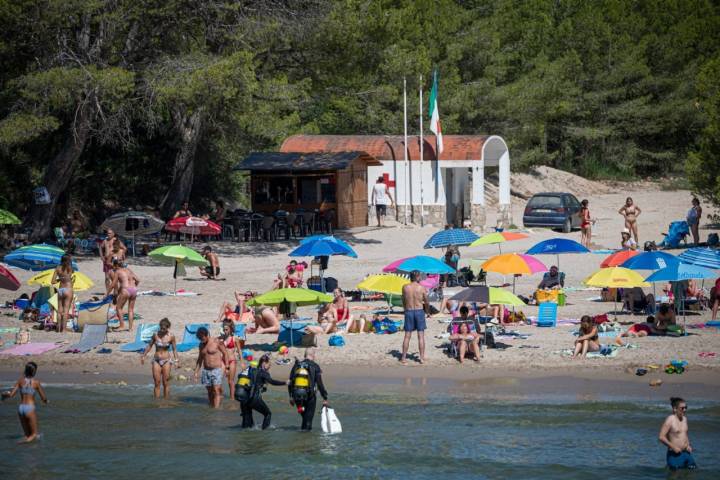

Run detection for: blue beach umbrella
[[526, 238, 589, 270], [644, 263, 717, 283], [621, 251, 680, 271], [424, 228, 479, 249], [289, 235, 358, 258], [678, 248, 720, 270], [396, 255, 455, 275], [3, 244, 78, 271]]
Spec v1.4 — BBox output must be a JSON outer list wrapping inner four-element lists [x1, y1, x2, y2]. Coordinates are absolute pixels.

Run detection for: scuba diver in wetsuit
[[234, 354, 287, 429], [288, 348, 329, 431]]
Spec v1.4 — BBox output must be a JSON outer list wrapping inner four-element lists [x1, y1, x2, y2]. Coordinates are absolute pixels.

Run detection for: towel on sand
[[65, 324, 107, 353], [558, 345, 619, 357], [0, 342, 64, 356]]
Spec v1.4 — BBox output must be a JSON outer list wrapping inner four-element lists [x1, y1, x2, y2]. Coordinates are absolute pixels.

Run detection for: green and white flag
[[428, 69, 443, 154]]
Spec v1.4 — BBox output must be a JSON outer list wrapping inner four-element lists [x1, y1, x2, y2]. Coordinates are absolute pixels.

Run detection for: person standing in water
[[371, 175, 394, 227], [1, 362, 48, 443], [235, 354, 287, 429], [687, 197, 702, 245], [288, 348, 329, 431], [659, 397, 696, 470], [219, 320, 242, 400], [106, 258, 140, 331], [618, 196, 641, 243], [141, 318, 179, 399], [194, 327, 230, 408], [51, 254, 74, 333], [400, 270, 430, 365]]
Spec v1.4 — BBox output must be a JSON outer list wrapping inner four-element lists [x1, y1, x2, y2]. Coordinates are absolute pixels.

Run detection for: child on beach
[[572, 315, 599, 358], [2, 362, 48, 443]]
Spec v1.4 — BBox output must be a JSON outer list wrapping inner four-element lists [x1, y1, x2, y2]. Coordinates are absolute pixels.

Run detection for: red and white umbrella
[[165, 216, 221, 237]]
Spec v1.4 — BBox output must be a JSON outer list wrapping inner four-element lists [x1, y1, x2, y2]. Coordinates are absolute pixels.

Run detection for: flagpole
[[419, 74, 425, 227], [403, 77, 409, 226]]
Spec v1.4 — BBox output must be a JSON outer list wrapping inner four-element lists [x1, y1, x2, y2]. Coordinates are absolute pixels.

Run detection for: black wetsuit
[[240, 368, 285, 430], [288, 360, 328, 431]]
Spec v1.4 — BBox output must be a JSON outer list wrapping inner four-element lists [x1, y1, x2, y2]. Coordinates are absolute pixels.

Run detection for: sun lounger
[[65, 324, 107, 353], [176, 323, 210, 352], [119, 324, 159, 352]]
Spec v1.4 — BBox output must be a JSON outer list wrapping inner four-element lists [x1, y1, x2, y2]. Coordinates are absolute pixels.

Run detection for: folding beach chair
[[65, 324, 108, 353], [120, 324, 159, 352], [176, 323, 210, 352], [536, 302, 558, 327]]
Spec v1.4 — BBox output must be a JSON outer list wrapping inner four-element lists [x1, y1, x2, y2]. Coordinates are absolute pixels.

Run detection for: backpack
[[234, 367, 256, 402], [291, 360, 314, 404], [708, 233, 719, 247]]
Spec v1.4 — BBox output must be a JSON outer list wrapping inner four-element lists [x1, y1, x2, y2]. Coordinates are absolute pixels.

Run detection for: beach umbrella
[[357, 273, 409, 296], [481, 253, 547, 293], [449, 286, 525, 306], [470, 231, 529, 253], [678, 248, 720, 270], [101, 211, 165, 256], [382, 257, 411, 273], [620, 251, 680, 271], [584, 267, 650, 318], [600, 250, 639, 268], [28, 269, 94, 292], [149, 245, 209, 294], [0, 208, 21, 225], [395, 256, 455, 275], [644, 263, 717, 283], [424, 228, 479, 249], [289, 235, 358, 258], [3, 244, 77, 271], [0, 264, 20, 291], [526, 238, 589, 271], [165, 216, 221, 241]]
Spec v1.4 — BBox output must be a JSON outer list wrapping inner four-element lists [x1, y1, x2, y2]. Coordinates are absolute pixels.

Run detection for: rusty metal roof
[[280, 135, 490, 161], [235, 151, 380, 172]]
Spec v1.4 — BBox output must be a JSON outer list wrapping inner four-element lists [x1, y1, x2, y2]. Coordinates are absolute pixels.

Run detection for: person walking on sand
[[194, 327, 230, 408], [659, 397, 697, 470], [199, 245, 220, 280], [141, 318, 179, 399], [371, 175, 394, 227], [580, 199, 592, 248], [687, 197, 702, 245], [106, 259, 140, 331], [1, 362, 48, 443], [51, 254, 74, 333], [618, 197, 641, 242], [400, 270, 430, 365]]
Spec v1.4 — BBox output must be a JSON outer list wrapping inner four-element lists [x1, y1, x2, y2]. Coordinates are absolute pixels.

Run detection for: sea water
[[1, 383, 719, 479]]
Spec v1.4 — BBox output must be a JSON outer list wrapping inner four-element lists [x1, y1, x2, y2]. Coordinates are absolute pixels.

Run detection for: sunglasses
[[680, 406, 687, 411]]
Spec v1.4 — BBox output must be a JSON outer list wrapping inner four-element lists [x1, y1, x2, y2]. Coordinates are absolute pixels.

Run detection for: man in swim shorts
[[659, 397, 696, 470], [400, 270, 430, 365], [194, 327, 230, 408], [199, 246, 220, 279]]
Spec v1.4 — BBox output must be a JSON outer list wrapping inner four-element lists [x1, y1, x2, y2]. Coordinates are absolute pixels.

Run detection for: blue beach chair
[[537, 302, 558, 327], [176, 323, 210, 352], [120, 324, 159, 352]]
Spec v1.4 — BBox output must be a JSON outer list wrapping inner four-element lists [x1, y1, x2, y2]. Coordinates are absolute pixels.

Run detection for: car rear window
[[528, 196, 563, 208]]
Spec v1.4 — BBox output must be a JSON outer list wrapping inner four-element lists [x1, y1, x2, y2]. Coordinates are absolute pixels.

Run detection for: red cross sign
[[382, 173, 396, 189]]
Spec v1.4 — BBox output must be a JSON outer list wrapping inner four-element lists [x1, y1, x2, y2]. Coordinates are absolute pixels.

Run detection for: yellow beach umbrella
[[583, 267, 650, 288], [28, 269, 94, 292], [357, 274, 409, 296]]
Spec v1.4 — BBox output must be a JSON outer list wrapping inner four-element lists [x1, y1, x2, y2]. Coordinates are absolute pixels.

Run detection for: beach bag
[[708, 233, 719, 247], [372, 317, 398, 334], [328, 335, 345, 347]]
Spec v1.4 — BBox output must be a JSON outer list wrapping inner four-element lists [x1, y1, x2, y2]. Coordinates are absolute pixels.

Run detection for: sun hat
[[621, 228, 631, 235]]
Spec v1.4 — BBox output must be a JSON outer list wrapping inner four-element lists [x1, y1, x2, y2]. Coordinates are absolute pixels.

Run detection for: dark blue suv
[[522, 193, 582, 233]]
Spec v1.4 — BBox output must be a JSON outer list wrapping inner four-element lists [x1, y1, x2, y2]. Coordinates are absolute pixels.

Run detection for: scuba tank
[[291, 361, 313, 407], [234, 366, 255, 402]]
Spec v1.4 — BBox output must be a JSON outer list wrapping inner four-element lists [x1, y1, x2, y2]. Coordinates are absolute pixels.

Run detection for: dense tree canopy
[[1, 0, 718, 238]]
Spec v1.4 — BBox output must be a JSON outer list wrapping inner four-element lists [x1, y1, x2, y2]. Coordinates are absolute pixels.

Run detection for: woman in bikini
[[219, 320, 242, 400], [51, 254, 74, 332], [687, 197, 702, 245], [1, 362, 48, 443], [331, 288, 352, 329], [141, 318, 178, 399], [216, 291, 255, 323], [580, 199, 592, 248], [106, 259, 141, 331], [572, 315, 600, 358], [618, 197, 641, 242]]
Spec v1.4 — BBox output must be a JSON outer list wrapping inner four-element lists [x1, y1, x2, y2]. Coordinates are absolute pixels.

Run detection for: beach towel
[[0, 327, 20, 334], [176, 323, 210, 352], [65, 324, 107, 353], [138, 290, 199, 297], [119, 324, 159, 352], [0, 342, 63, 356]]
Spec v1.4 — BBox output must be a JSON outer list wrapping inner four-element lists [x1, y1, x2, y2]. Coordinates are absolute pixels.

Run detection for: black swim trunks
[[376, 204, 387, 216], [205, 266, 220, 277]]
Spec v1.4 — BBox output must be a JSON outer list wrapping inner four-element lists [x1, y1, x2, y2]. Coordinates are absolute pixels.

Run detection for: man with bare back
[[194, 327, 230, 408], [106, 258, 140, 331], [101, 228, 126, 289], [400, 270, 430, 365], [659, 396, 697, 470]]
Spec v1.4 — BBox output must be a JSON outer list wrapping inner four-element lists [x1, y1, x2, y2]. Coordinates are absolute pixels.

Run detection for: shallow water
[[1, 383, 719, 479]]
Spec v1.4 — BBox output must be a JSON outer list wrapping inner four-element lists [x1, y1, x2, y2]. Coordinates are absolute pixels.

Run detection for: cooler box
[[278, 321, 309, 346], [536, 289, 560, 303]]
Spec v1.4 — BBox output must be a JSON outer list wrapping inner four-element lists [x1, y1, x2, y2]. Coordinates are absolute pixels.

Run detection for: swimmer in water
[[141, 318, 179, 399], [2, 362, 48, 443]]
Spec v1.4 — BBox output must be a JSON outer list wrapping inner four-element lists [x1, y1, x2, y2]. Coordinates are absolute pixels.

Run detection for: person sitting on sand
[[306, 309, 337, 335], [284, 267, 302, 288], [449, 306, 481, 363], [246, 306, 280, 335], [622, 287, 655, 315], [1, 361, 48, 443], [654, 303, 676, 334], [287, 260, 307, 283], [711, 276, 720, 321], [538, 266, 564, 289], [572, 315, 600, 358], [346, 313, 367, 334], [199, 246, 219, 280], [331, 288, 351, 328], [620, 228, 638, 251], [685, 279, 705, 303], [216, 291, 255, 323]]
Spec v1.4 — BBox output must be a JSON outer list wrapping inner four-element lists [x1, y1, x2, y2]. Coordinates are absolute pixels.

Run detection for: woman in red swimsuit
[[219, 320, 242, 400], [580, 199, 592, 248], [332, 288, 351, 328]]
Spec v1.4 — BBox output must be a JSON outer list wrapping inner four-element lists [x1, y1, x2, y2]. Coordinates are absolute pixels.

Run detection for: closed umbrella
[[470, 231, 529, 253], [28, 269, 94, 292], [101, 211, 165, 256], [0, 209, 21, 225], [149, 245, 209, 294], [424, 228, 479, 249], [600, 250, 639, 268], [584, 267, 650, 319], [526, 238, 590, 271], [0, 264, 20, 291]]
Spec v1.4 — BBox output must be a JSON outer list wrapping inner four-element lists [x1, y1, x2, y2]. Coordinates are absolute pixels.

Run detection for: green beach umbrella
[[247, 287, 333, 307], [149, 245, 209, 294], [0, 209, 21, 225]]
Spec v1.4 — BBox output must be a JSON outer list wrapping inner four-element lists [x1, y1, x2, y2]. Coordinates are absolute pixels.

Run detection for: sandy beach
[[1, 184, 719, 387]]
